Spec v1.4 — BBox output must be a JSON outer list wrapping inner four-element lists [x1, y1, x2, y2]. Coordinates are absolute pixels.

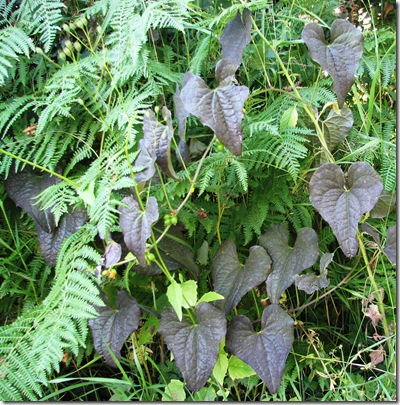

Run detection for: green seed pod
[[73, 41, 82, 52]]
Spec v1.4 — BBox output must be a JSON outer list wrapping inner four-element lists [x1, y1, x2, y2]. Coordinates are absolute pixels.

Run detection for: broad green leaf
[[309, 162, 383, 258], [211, 240, 272, 314], [370, 189, 396, 218], [294, 252, 333, 295], [383, 225, 396, 265], [88, 291, 141, 367], [280, 106, 298, 131], [143, 106, 180, 181], [212, 341, 228, 386], [179, 277, 198, 309], [226, 304, 294, 394], [193, 385, 217, 401], [197, 292, 225, 305], [228, 355, 256, 380], [162, 379, 186, 401], [119, 196, 159, 267], [37, 208, 87, 267], [159, 302, 227, 392], [5, 167, 60, 232], [302, 19, 364, 108], [180, 72, 249, 156], [167, 279, 184, 321], [259, 224, 319, 304]]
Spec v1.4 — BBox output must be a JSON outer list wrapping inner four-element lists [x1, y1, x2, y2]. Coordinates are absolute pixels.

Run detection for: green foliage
[[0, 0, 396, 401]]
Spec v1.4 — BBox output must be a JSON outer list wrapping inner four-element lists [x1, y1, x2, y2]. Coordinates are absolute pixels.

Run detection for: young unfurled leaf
[[37, 208, 88, 267], [159, 302, 227, 392], [259, 224, 319, 304], [216, 8, 251, 83], [119, 196, 159, 267], [318, 105, 353, 163], [180, 72, 249, 155], [302, 19, 364, 108], [5, 167, 60, 232], [143, 106, 180, 180], [166, 278, 198, 321], [212, 341, 229, 386], [294, 252, 332, 294], [309, 162, 383, 258], [89, 291, 141, 367], [226, 304, 294, 394], [383, 225, 396, 265], [211, 240, 272, 314]]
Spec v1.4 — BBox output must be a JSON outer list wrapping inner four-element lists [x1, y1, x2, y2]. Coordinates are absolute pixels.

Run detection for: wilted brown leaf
[[364, 303, 382, 326], [369, 346, 385, 367]]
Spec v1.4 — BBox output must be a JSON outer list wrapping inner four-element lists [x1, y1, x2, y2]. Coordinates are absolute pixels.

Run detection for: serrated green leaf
[[309, 162, 383, 258]]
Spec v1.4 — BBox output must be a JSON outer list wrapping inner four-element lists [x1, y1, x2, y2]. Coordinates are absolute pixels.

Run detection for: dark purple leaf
[[119, 196, 159, 267], [159, 302, 227, 392], [89, 291, 141, 367], [383, 225, 396, 265], [180, 72, 249, 155], [173, 84, 190, 166], [104, 240, 122, 268], [259, 224, 319, 304], [226, 304, 294, 394], [370, 189, 396, 219], [302, 19, 364, 108], [309, 162, 383, 258], [133, 139, 156, 184], [211, 240, 271, 314]]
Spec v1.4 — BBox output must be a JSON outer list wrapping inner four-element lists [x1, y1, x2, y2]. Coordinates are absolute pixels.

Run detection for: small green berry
[[62, 23, 70, 33], [170, 216, 178, 225]]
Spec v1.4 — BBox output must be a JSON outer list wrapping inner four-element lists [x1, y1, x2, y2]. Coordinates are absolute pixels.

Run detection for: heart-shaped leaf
[[143, 106, 180, 180], [119, 196, 159, 267], [302, 19, 364, 108], [226, 304, 294, 394], [309, 162, 383, 258], [211, 240, 272, 314], [370, 189, 396, 219], [159, 302, 227, 392], [180, 72, 249, 155], [89, 291, 141, 367], [132, 139, 156, 184], [294, 252, 333, 294], [5, 167, 60, 232], [383, 225, 396, 265], [36, 208, 88, 267], [259, 224, 319, 304], [321, 104, 353, 151], [173, 84, 190, 166], [103, 240, 122, 268], [215, 8, 251, 83]]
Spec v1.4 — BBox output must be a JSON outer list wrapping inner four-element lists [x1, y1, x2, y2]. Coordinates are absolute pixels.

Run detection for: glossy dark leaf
[[180, 72, 249, 155], [37, 208, 87, 267], [226, 304, 294, 394], [119, 196, 159, 267], [309, 162, 383, 258], [89, 291, 141, 367], [383, 225, 396, 265], [5, 167, 60, 232], [211, 240, 272, 314], [159, 302, 227, 392], [143, 106, 180, 180], [259, 224, 319, 304], [294, 252, 332, 294], [302, 19, 364, 107], [133, 139, 156, 184]]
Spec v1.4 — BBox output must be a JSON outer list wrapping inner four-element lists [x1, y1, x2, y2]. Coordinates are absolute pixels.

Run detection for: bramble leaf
[[259, 224, 319, 304], [119, 196, 159, 267], [5, 167, 60, 232], [211, 240, 272, 314], [159, 302, 227, 392], [89, 291, 141, 367], [302, 19, 364, 107], [226, 304, 294, 394], [180, 72, 249, 155], [37, 208, 88, 267], [309, 162, 383, 258], [143, 106, 180, 180]]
